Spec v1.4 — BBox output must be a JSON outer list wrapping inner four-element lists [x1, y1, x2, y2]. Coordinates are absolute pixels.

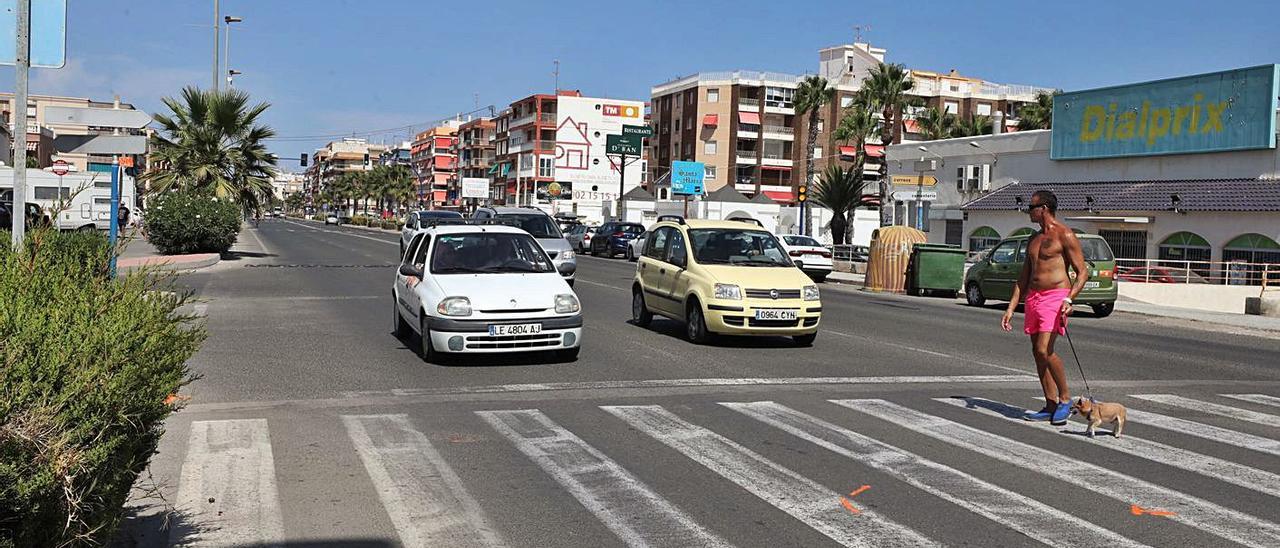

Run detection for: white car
[[779, 234, 834, 282], [324, 214, 339, 225], [392, 223, 583, 363], [626, 230, 647, 262]]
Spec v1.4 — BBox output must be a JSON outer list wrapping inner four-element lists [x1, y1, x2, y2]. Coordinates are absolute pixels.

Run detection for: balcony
[[763, 102, 794, 115], [739, 97, 760, 109], [735, 150, 758, 165], [761, 151, 793, 167], [737, 125, 759, 139], [537, 141, 557, 152], [761, 125, 794, 140]]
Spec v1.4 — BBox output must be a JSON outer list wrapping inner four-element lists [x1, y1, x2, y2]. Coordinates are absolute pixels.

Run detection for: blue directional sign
[[1, 0, 67, 68], [670, 161, 706, 196]]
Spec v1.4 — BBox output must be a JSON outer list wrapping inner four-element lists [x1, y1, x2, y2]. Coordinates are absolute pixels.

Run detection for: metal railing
[[762, 125, 794, 135], [537, 141, 557, 151], [830, 244, 870, 263], [739, 97, 760, 108], [1113, 258, 1280, 286]]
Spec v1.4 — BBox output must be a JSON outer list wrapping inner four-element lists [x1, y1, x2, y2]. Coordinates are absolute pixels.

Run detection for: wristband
[[1063, 298, 1073, 304]]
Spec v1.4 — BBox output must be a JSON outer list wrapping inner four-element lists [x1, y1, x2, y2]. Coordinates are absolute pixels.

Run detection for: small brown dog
[[1071, 397, 1126, 438]]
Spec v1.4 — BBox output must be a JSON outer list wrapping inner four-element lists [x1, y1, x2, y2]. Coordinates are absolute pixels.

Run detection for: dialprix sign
[[1051, 65, 1279, 160]]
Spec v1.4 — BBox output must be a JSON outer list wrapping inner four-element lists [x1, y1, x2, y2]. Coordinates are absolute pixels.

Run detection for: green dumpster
[[906, 243, 966, 297]]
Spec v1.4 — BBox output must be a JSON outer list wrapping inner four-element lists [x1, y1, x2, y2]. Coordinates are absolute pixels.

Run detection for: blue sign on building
[[1, 0, 68, 68], [1051, 64, 1279, 160], [670, 161, 706, 196]]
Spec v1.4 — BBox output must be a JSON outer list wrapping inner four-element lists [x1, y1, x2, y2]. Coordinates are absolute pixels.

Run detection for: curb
[[1113, 303, 1280, 333], [118, 253, 221, 274], [292, 216, 400, 234]]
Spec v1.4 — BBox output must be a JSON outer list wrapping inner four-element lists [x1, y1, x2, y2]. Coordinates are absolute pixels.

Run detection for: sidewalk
[[1115, 298, 1280, 333], [826, 271, 866, 287]]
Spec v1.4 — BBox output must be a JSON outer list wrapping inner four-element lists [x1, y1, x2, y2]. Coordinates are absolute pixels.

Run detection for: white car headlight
[[714, 283, 742, 300], [437, 296, 472, 317], [804, 285, 821, 301], [555, 293, 581, 314], [559, 250, 575, 261]]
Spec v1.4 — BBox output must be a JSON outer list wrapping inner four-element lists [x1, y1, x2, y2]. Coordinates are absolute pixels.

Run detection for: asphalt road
[[117, 219, 1280, 548]]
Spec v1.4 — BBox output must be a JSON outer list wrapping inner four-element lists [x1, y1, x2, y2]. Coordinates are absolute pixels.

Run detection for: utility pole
[[553, 59, 560, 92], [11, 0, 30, 247], [212, 0, 220, 91]]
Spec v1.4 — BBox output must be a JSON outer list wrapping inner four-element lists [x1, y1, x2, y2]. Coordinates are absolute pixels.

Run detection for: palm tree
[[329, 172, 359, 215], [861, 63, 918, 226], [284, 192, 305, 214], [146, 86, 278, 217], [1016, 90, 1057, 130], [794, 75, 836, 237], [813, 165, 870, 245], [951, 115, 993, 138], [913, 107, 955, 141]]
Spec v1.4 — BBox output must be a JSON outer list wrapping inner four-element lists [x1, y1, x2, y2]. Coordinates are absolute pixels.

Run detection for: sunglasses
[[1023, 203, 1048, 213]]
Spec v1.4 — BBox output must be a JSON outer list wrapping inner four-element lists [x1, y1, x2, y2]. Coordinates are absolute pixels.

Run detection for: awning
[[703, 114, 719, 126], [487, 163, 499, 174], [434, 136, 453, 148], [738, 111, 760, 125], [903, 119, 920, 134], [865, 144, 885, 158], [838, 145, 857, 157], [761, 165, 791, 171], [500, 163, 511, 176], [762, 190, 793, 202]]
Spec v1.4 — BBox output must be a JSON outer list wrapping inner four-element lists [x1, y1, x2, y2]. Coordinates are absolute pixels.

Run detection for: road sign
[[892, 190, 938, 201], [670, 161, 706, 196], [890, 175, 938, 186], [50, 159, 68, 176], [44, 106, 152, 129], [622, 124, 653, 137], [52, 134, 147, 155], [913, 159, 938, 172], [460, 178, 489, 199], [606, 134, 642, 156], [0, 0, 66, 68]]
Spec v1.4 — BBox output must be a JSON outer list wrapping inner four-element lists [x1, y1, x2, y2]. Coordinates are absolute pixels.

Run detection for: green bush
[[351, 215, 369, 226], [143, 191, 241, 255], [0, 230, 204, 547], [380, 220, 398, 230]]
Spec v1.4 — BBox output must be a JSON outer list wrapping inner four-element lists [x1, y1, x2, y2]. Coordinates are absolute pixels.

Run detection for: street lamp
[[223, 15, 243, 89], [917, 145, 946, 166], [912, 146, 943, 232], [227, 69, 243, 88]]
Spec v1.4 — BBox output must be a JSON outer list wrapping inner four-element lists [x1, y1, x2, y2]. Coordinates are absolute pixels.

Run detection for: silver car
[[473, 207, 577, 286]]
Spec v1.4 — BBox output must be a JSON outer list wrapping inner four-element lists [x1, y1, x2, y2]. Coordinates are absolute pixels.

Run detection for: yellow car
[[631, 216, 821, 345]]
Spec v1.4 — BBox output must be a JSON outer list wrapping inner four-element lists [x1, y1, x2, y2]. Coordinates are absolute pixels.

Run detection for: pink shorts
[[1024, 288, 1070, 335]]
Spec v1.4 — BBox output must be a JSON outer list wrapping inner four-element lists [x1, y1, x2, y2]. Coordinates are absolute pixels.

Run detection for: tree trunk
[[804, 109, 819, 237]]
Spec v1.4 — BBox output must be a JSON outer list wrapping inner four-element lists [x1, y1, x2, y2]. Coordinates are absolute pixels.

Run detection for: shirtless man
[[1001, 190, 1088, 425]]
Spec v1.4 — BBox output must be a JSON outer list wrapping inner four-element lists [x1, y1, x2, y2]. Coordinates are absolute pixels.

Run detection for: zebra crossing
[[169, 392, 1280, 547]]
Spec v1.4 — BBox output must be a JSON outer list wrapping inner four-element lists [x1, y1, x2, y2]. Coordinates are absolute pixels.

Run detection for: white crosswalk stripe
[[342, 414, 506, 548], [944, 397, 1280, 499], [602, 404, 938, 548], [836, 399, 1280, 547], [1124, 407, 1280, 457], [1222, 393, 1280, 408], [1131, 394, 1280, 428], [172, 419, 285, 547], [722, 401, 1148, 547], [477, 409, 730, 548]]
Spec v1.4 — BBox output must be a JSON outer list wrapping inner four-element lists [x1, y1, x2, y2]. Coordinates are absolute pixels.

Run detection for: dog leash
[[1063, 326, 1094, 401]]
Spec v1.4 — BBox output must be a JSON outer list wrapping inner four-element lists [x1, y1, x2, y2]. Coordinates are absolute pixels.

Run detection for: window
[[944, 101, 959, 114], [707, 88, 719, 103], [704, 140, 717, 155], [431, 233, 554, 274], [968, 227, 1001, 252], [816, 121, 823, 132], [990, 240, 1019, 264], [705, 165, 716, 180], [765, 86, 794, 108], [948, 83, 961, 92], [955, 166, 966, 192], [674, 118, 681, 132], [977, 103, 992, 116], [840, 96, 854, 108], [33, 187, 70, 200], [945, 220, 963, 246], [646, 227, 672, 259], [404, 234, 426, 264], [1158, 232, 1211, 274], [1099, 229, 1148, 260], [684, 143, 692, 156], [813, 146, 822, 159], [667, 232, 688, 266], [538, 156, 553, 178]]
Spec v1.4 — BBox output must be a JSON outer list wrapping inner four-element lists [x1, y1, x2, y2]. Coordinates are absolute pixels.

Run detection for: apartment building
[[651, 41, 1054, 204], [453, 117, 496, 199], [303, 138, 389, 205], [649, 71, 801, 202], [492, 92, 573, 205], [380, 141, 413, 168], [411, 123, 460, 206], [0, 92, 145, 171]]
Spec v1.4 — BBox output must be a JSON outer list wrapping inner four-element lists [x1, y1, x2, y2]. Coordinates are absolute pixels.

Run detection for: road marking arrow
[[1131, 504, 1177, 517], [839, 485, 872, 514]]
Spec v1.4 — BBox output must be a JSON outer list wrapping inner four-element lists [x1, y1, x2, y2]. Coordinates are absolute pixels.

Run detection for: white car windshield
[[689, 229, 792, 267], [431, 233, 555, 274], [783, 235, 822, 247], [499, 214, 563, 239]]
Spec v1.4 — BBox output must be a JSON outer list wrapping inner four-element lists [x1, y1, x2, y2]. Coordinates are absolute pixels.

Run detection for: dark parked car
[[0, 201, 50, 230], [590, 222, 644, 258]]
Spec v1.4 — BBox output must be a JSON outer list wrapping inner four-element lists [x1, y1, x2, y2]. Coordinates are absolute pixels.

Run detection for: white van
[[0, 167, 135, 231]]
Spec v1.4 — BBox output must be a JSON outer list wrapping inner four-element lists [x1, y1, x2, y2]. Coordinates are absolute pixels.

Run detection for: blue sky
[[4, 0, 1278, 170]]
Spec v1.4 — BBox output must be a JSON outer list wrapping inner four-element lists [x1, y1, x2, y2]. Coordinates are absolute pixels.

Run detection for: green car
[[963, 233, 1118, 317]]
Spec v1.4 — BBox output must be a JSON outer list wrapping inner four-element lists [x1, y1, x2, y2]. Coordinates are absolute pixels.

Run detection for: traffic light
[[363, 153, 370, 165], [300, 153, 308, 167], [796, 184, 808, 203]]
